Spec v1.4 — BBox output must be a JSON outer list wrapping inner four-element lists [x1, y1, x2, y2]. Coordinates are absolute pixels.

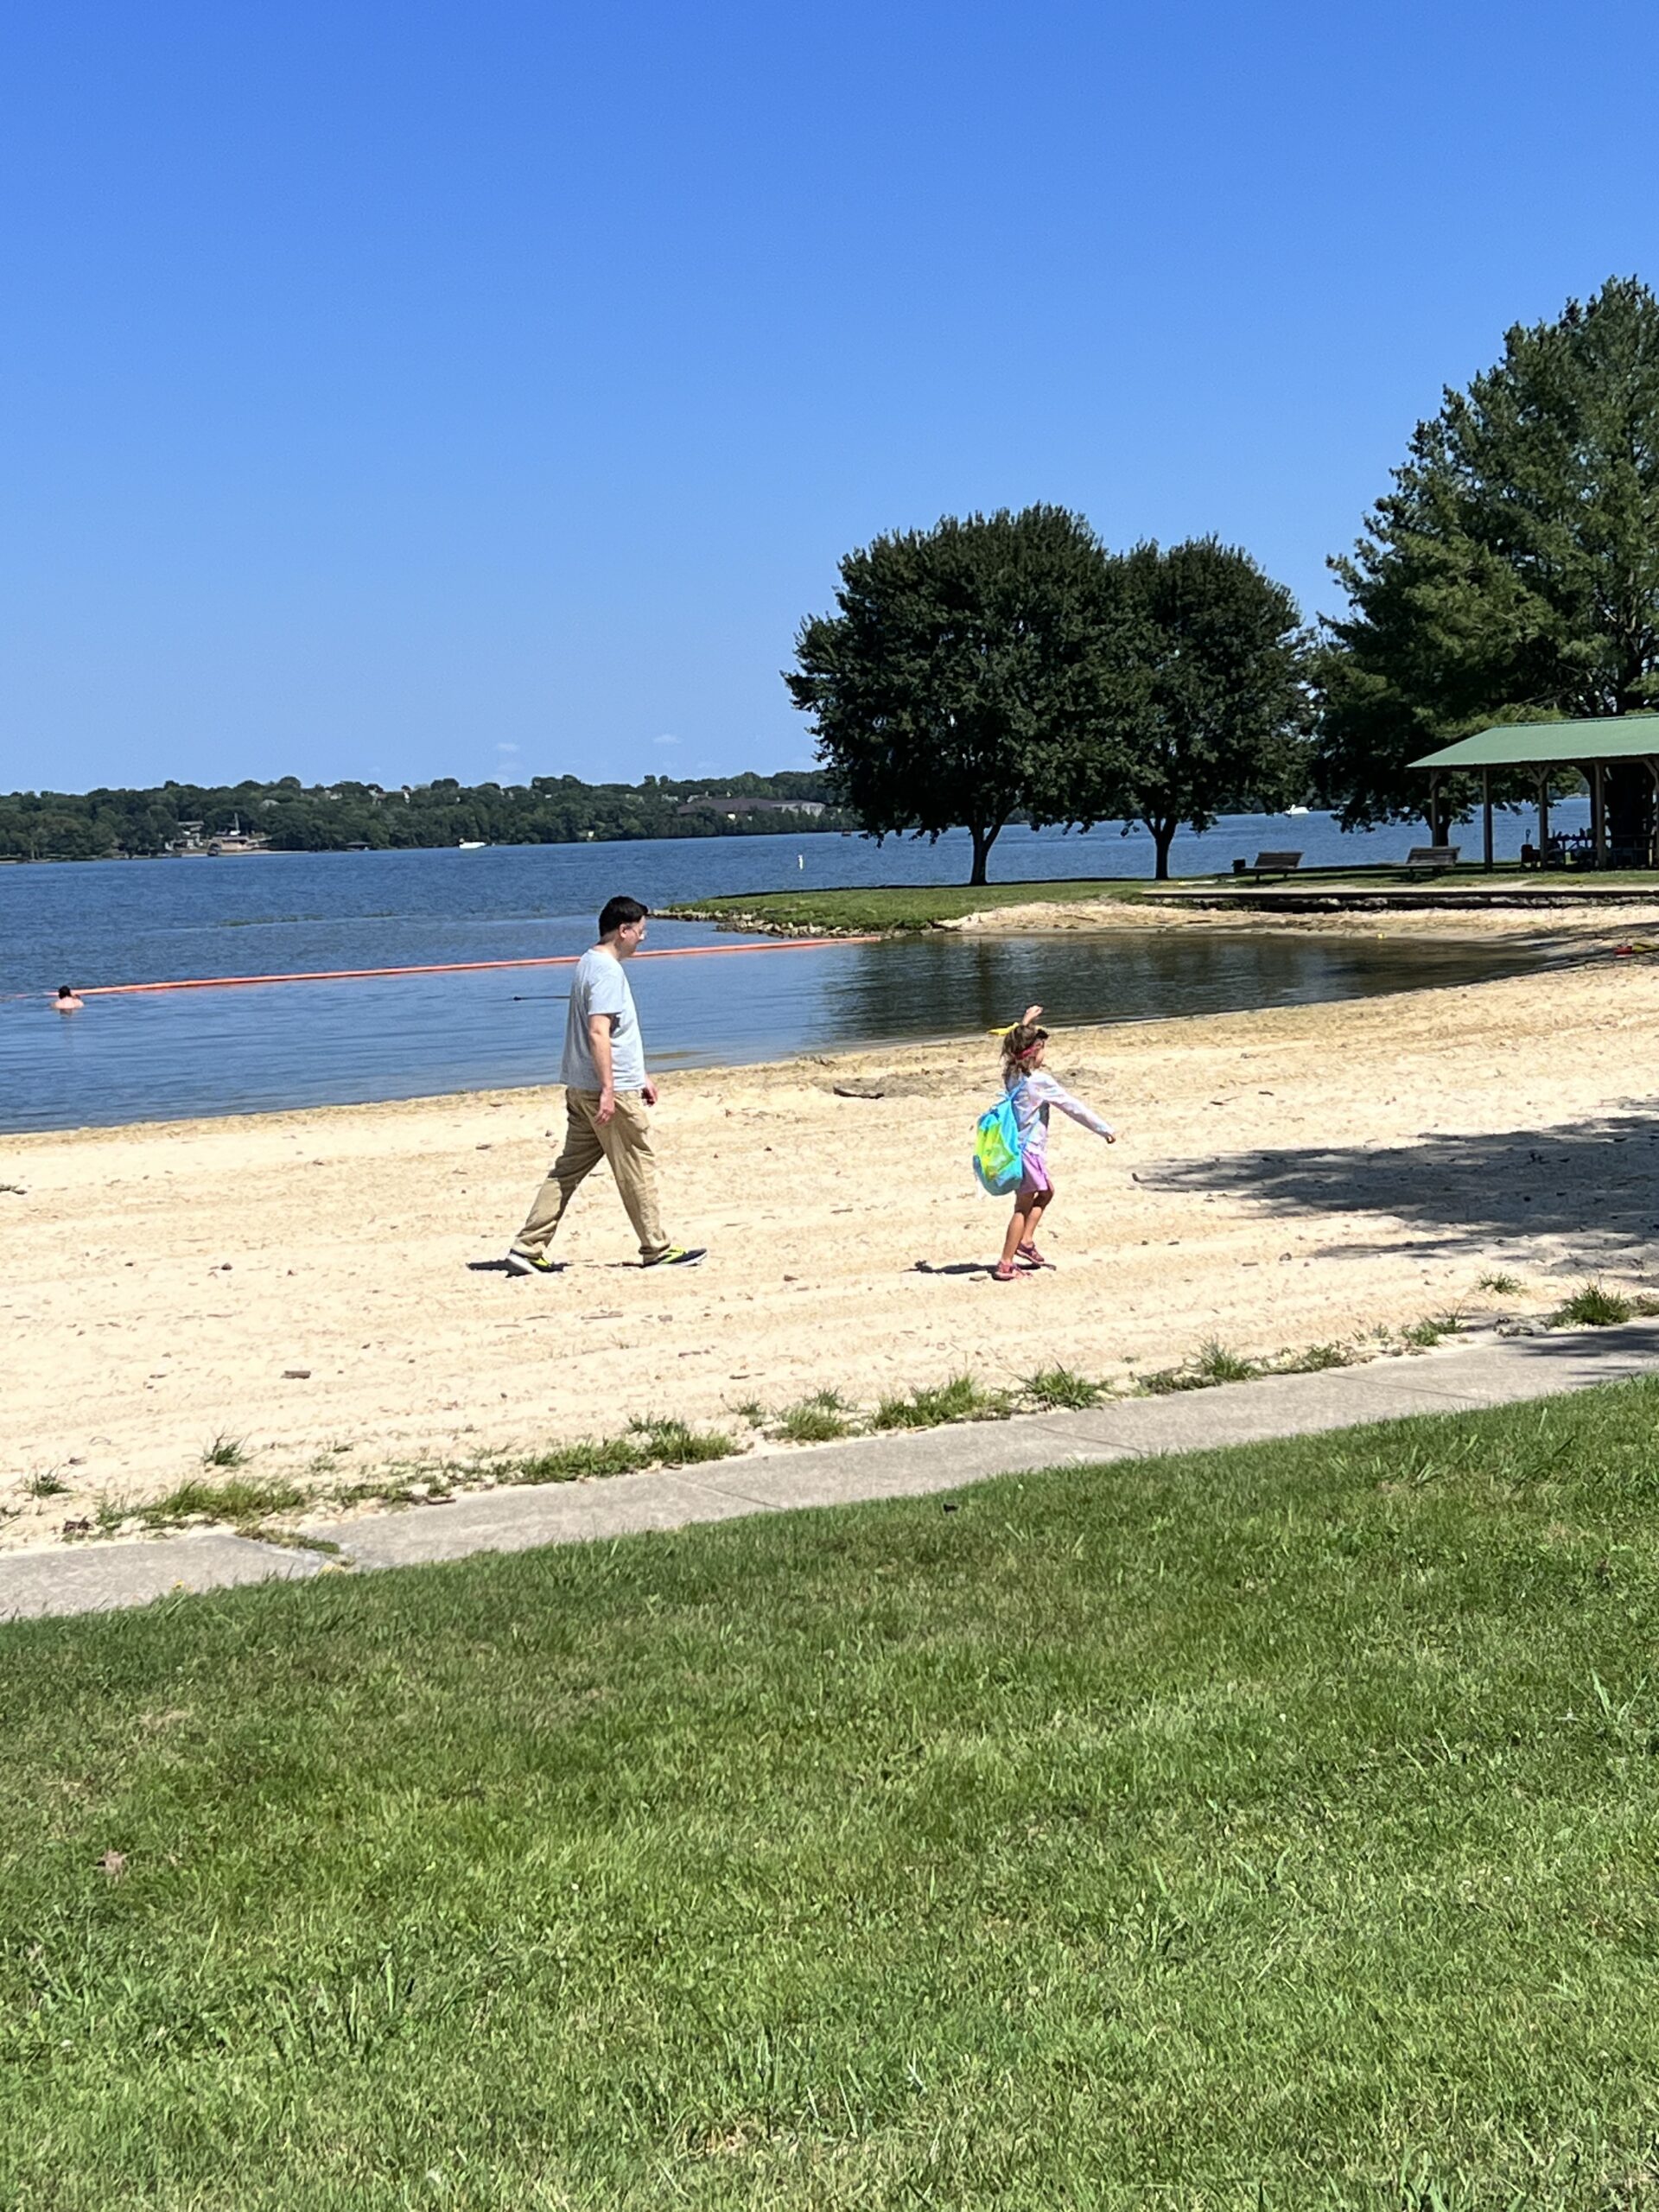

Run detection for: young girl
[[994, 1002, 1116, 1282]]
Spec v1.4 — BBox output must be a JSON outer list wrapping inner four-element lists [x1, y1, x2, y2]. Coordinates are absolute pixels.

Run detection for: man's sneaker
[[505, 1247, 560, 1276], [642, 1245, 707, 1268]]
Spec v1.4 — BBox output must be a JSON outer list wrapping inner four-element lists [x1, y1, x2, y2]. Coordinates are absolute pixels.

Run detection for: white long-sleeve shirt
[[1006, 1067, 1114, 1166]]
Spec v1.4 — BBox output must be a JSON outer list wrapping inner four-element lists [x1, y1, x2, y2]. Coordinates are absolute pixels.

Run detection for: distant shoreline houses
[[166, 816, 271, 856], [676, 795, 827, 822]]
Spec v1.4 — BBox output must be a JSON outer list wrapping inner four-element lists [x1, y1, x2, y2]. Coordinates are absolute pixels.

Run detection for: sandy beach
[[5, 905, 1659, 1552], [946, 892, 1659, 941]]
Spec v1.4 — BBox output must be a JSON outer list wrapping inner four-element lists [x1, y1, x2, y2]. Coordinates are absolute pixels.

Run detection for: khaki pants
[[515, 1089, 669, 1262]]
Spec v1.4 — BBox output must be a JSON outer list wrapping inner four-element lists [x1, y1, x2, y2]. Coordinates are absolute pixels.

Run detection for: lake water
[[0, 810, 1574, 1134]]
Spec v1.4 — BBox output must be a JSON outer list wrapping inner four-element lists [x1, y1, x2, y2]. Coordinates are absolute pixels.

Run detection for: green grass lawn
[[664, 877, 1160, 932], [667, 865, 1659, 934], [9, 1382, 1659, 2208]]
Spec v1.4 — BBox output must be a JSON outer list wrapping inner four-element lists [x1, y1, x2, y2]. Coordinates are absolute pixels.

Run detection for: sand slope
[[4, 917, 1657, 1549]]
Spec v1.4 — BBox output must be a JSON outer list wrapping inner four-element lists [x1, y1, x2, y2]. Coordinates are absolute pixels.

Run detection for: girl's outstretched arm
[[1029, 1069, 1116, 1141]]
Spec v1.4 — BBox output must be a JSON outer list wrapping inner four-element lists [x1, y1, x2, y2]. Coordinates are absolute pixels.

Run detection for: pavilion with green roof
[[1410, 715, 1659, 868]]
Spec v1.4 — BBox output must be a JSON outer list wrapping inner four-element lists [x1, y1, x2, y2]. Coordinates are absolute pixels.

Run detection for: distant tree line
[[791, 276, 1659, 878], [0, 770, 849, 862]]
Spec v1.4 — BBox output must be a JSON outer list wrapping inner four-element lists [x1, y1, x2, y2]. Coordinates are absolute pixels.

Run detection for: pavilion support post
[[1428, 773, 1441, 847], [1481, 767, 1493, 870], [1593, 760, 1607, 868], [1537, 772, 1550, 861], [1649, 761, 1659, 868]]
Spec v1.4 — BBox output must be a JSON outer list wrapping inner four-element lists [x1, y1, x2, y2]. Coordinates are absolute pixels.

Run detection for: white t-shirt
[[561, 945, 646, 1091]]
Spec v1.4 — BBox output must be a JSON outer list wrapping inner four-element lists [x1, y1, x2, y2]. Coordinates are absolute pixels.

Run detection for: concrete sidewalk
[[6, 1322, 1659, 1624]]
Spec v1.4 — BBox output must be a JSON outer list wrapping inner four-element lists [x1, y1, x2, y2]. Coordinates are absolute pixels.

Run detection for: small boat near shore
[[457, 840, 488, 850]]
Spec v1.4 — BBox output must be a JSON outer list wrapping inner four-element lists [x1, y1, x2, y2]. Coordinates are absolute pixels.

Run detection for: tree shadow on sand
[[1143, 1102, 1659, 1262]]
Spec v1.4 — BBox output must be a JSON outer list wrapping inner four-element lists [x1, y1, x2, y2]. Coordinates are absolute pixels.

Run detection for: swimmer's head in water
[[58, 986, 76, 1000]]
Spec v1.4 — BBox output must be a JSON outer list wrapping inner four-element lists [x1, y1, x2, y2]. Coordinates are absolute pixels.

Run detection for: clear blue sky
[[4, 0, 1657, 795]]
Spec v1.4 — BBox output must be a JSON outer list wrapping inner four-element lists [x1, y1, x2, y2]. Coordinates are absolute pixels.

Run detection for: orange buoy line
[[67, 934, 883, 998]]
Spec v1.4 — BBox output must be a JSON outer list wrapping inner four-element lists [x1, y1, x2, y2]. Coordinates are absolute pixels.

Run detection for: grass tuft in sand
[[138, 1476, 306, 1530], [1023, 1366, 1107, 1410], [871, 1375, 1013, 1430], [1554, 1279, 1637, 1327], [774, 1392, 855, 1444]]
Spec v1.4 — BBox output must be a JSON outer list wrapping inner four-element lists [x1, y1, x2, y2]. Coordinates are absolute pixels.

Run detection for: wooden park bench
[[1232, 849, 1303, 880], [1403, 844, 1460, 874]]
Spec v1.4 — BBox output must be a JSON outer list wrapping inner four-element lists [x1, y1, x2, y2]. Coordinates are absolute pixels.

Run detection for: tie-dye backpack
[[972, 1093, 1025, 1195]]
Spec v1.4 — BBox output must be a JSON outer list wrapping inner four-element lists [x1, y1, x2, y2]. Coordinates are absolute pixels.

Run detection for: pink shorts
[[1017, 1153, 1052, 1198]]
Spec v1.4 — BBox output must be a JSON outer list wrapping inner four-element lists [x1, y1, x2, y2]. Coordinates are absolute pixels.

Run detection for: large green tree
[[1317, 276, 1659, 840], [785, 506, 1122, 885], [1050, 538, 1311, 880]]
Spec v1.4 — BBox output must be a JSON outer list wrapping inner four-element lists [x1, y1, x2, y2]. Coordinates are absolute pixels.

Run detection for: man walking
[[506, 896, 705, 1274]]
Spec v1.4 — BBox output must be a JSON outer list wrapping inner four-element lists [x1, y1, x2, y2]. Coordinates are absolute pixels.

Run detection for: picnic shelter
[[1410, 715, 1659, 869]]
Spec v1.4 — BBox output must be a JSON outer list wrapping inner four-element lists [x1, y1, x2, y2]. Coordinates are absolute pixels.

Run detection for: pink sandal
[[992, 1260, 1021, 1282], [1017, 1243, 1053, 1270]]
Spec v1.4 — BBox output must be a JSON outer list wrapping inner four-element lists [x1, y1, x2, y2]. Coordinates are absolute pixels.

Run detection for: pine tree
[[1318, 276, 1659, 843]]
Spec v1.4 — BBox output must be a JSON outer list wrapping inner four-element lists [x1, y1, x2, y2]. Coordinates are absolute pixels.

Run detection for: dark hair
[[58, 985, 75, 999], [1001, 1019, 1048, 1074], [598, 895, 649, 938]]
